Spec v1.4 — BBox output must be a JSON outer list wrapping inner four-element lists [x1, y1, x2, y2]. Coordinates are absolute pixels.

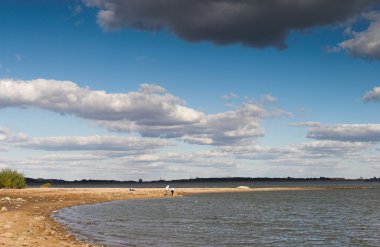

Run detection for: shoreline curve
[[0, 186, 373, 246]]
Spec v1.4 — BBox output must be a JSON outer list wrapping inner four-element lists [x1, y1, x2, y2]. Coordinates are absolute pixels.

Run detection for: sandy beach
[[0, 186, 370, 246]]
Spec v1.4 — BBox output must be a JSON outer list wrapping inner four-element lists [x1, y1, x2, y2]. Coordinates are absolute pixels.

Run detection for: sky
[[1, 0, 380, 180]]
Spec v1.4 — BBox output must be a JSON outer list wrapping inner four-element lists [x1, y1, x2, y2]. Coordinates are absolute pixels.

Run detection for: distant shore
[[25, 176, 380, 188], [0, 186, 372, 246]]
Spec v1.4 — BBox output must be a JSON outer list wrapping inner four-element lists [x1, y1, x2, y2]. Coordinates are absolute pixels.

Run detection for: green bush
[[40, 182, 52, 188], [0, 169, 26, 189]]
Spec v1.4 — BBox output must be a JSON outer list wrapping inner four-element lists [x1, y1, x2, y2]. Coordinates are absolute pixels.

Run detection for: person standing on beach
[[171, 188, 175, 196], [165, 185, 170, 195]]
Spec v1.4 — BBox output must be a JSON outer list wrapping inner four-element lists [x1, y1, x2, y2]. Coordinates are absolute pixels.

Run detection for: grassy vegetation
[[40, 182, 52, 188], [0, 169, 26, 189]]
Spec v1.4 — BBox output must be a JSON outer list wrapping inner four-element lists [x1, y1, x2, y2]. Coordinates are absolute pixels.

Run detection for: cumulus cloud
[[336, 11, 380, 60], [84, 0, 375, 49], [0, 79, 202, 125], [307, 124, 380, 142], [363, 86, 380, 102], [0, 79, 266, 145], [100, 102, 265, 145]]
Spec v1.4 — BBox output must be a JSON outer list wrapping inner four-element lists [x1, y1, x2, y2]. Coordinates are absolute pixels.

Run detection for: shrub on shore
[[40, 182, 52, 188], [0, 169, 26, 189]]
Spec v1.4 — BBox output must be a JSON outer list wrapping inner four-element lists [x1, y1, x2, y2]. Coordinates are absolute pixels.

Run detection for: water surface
[[55, 187, 380, 246]]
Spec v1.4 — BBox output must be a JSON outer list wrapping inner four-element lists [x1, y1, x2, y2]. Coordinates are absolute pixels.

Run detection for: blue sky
[[1, 0, 380, 180]]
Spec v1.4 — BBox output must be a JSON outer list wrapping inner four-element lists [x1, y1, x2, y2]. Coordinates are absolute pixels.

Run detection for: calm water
[[55, 187, 380, 246]]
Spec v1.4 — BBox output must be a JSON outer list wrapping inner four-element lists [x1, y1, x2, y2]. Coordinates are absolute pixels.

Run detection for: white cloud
[[221, 145, 290, 160], [140, 83, 167, 94], [179, 135, 213, 145], [0, 79, 266, 145], [35, 150, 142, 161], [120, 150, 236, 169], [0, 126, 28, 143], [0, 125, 171, 155], [221, 140, 369, 161], [294, 140, 368, 158], [18, 135, 171, 153], [10, 149, 236, 180], [0, 78, 203, 124], [307, 124, 380, 142], [363, 86, 380, 102], [336, 12, 380, 60], [37, 153, 107, 161], [100, 102, 266, 145]]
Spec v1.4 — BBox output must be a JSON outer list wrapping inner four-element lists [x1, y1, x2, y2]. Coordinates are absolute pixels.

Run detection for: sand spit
[[0, 186, 371, 246]]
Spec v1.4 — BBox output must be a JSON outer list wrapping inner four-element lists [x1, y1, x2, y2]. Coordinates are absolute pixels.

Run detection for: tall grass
[[0, 169, 26, 189]]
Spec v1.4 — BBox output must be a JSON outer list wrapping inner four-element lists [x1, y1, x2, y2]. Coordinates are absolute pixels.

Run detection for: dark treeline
[[26, 176, 380, 186]]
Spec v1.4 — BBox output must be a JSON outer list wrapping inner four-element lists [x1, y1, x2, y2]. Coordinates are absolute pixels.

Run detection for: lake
[[54, 185, 380, 246]]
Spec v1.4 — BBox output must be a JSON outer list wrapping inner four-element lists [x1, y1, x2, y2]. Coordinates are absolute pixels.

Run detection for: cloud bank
[[307, 124, 380, 142], [84, 0, 374, 49], [222, 140, 368, 161], [0, 125, 171, 155], [100, 102, 265, 145], [0, 79, 265, 145], [18, 135, 171, 153]]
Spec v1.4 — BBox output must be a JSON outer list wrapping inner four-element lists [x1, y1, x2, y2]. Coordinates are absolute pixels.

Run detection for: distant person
[[165, 185, 170, 195], [171, 188, 175, 196]]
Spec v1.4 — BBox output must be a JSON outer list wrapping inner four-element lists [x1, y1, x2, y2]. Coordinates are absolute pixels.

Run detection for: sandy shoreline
[[0, 186, 371, 246]]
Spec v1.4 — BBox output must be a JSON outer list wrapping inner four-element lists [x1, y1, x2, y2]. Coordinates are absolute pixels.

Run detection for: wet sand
[[0, 186, 370, 246]]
